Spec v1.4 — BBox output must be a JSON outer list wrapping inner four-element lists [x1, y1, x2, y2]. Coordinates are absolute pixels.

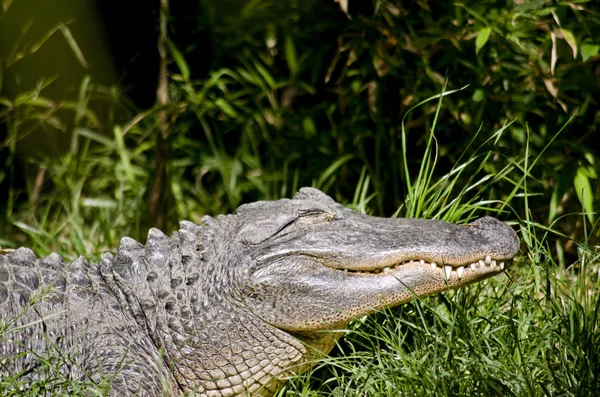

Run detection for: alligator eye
[[323, 213, 336, 221], [299, 209, 336, 219], [296, 210, 336, 227], [298, 209, 324, 216]]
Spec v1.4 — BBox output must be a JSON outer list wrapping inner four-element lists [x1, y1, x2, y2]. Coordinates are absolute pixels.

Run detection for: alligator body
[[0, 188, 519, 396]]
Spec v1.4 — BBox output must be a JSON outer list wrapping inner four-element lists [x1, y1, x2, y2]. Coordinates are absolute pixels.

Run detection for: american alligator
[[0, 188, 519, 396]]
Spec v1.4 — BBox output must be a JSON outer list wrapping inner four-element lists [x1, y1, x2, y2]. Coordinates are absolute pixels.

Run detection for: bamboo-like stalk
[[148, 0, 170, 229]]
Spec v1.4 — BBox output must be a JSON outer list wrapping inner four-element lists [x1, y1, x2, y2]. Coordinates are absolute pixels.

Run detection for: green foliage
[[3, 0, 599, 240], [0, 0, 599, 395]]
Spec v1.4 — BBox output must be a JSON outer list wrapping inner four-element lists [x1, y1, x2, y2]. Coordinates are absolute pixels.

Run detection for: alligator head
[[174, 187, 520, 396]]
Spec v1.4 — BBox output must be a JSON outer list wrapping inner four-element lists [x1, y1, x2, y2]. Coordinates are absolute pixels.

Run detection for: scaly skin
[[0, 188, 519, 396]]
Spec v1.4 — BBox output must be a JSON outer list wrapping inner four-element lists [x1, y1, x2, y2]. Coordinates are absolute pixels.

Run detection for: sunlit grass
[[275, 100, 600, 396], [1, 90, 598, 396]]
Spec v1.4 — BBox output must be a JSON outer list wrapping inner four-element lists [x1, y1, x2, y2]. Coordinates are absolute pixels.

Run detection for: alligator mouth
[[339, 256, 510, 281]]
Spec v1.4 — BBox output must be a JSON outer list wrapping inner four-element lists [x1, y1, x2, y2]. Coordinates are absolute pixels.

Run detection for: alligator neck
[[156, 303, 306, 396]]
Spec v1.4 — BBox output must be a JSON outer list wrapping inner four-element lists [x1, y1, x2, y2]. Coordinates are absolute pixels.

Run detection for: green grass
[[1, 90, 599, 396], [272, 96, 600, 397]]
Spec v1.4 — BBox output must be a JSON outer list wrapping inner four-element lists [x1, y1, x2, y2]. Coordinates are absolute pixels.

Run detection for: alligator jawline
[[336, 257, 510, 281]]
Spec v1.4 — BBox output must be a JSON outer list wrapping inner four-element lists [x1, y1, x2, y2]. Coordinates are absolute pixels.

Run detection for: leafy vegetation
[[0, 0, 599, 395]]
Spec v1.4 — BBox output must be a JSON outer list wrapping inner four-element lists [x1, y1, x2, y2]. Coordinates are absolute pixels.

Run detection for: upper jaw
[[303, 214, 520, 274]]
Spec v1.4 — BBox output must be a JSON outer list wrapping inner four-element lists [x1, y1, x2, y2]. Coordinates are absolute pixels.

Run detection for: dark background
[[1, 0, 599, 254]]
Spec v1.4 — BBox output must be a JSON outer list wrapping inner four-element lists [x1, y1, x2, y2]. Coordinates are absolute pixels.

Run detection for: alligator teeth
[[443, 265, 452, 281], [359, 258, 507, 277], [341, 258, 507, 275]]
